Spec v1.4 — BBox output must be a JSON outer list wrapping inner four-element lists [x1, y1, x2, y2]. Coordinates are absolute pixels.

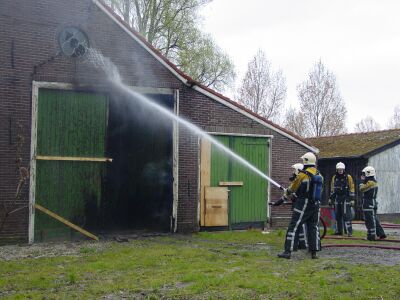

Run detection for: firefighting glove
[[350, 200, 355, 207]]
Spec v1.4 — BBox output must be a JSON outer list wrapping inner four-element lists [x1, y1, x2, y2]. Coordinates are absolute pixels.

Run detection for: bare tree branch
[[237, 50, 286, 123], [296, 60, 347, 137], [387, 105, 400, 129], [354, 116, 381, 132]]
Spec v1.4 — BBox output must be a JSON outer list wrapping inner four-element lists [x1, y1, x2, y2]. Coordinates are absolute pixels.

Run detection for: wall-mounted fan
[[58, 26, 89, 58]]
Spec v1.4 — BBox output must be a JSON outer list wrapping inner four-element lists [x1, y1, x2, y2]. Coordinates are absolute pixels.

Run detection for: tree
[[283, 107, 311, 137], [387, 105, 400, 129], [237, 50, 286, 122], [104, 0, 235, 92], [177, 31, 235, 91], [296, 60, 347, 137], [354, 116, 381, 133]]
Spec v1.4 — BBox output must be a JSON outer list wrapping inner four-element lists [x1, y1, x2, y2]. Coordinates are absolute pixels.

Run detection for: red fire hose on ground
[[352, 221, 400, 229], [322, 244, 400, 250]]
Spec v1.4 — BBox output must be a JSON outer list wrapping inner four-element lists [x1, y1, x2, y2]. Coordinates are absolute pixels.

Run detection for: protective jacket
[[359, 177, 386, 240], [287, 166, 318, 200], [330, 173, 355, 202], [359, 178, 378, 209]]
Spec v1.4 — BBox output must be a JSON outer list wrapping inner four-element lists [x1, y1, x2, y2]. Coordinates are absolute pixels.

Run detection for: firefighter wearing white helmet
[[273, 163, 309, 250], [278, 153, 322, 259], [359, 166, 386, 240], [301, 152, 316, 166], [329, 162, 355, 236]]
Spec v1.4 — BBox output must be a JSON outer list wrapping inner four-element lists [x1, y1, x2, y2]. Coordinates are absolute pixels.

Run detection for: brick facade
[[0, 0, 311, 243]]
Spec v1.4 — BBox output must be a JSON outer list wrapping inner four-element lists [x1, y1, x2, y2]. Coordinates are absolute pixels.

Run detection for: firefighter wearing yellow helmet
[[329, 162, 355, 236], [359, 166, 386, 241], [278, 152, 322, 259]]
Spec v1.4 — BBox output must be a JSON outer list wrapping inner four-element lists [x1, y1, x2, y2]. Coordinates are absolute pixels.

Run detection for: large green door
[[35, 89, 108, 241], [210, 136, 269, 227]]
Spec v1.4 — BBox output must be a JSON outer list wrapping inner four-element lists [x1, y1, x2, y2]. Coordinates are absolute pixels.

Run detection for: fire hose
[[322, 244, 400, 250], [352, 221, 400, 229]]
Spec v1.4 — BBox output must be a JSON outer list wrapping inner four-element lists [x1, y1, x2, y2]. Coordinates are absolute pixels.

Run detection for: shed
[[307, 129, 400, 221], [0, 0, 317, 244]]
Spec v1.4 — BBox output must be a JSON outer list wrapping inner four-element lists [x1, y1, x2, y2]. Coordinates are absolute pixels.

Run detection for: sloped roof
[[306, 129, 400, 159], [93, 0, 317, 153]]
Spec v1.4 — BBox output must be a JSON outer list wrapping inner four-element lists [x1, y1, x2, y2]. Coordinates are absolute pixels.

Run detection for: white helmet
[[362, 166, 375, 177], [301, 152, 316, 165], [336, 162, 345, 170], [291, 163, 304, 175]]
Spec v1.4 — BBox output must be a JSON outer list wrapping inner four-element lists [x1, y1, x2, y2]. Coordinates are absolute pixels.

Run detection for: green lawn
[[0, 230, 399, 299]]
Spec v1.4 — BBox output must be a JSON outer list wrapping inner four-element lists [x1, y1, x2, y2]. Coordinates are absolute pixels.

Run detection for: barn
[[308, 129, 400, 221], [0, 0, 317, 244]]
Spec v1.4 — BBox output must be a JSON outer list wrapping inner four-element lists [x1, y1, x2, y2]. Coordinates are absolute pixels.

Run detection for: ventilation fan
[[58, 27, 89, 58]]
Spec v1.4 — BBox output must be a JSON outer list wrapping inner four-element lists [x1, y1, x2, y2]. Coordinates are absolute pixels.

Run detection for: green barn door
[[35, 89, 108, 241], [210, 136, 268, 228]]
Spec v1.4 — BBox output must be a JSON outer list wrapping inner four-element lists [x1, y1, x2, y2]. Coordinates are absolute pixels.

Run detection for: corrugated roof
[[306, 129, 400, 159]]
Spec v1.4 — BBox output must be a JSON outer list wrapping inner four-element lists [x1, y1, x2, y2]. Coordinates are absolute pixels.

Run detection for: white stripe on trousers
[[289, 198, 308, 251], [315, 209, 321, 250]]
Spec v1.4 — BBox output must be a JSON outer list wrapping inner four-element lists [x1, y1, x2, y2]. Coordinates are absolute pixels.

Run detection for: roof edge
[[362, 139, 400, 158], [93, 0, 318, 152], [307, 128, 400, 140], [193, 86, 319, 153]]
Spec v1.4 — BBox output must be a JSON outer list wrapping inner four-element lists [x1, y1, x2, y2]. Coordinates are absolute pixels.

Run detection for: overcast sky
[[200, 0, 400, 131]]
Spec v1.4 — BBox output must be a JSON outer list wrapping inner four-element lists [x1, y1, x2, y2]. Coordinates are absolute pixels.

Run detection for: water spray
[[86, 49, 285, 190]]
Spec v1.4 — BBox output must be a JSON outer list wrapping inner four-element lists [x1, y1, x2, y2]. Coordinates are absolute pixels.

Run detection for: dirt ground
[[1, 230, 400, 265]]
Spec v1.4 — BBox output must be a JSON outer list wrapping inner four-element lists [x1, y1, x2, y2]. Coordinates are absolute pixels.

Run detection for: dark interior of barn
[[101, 92, 174, 233]]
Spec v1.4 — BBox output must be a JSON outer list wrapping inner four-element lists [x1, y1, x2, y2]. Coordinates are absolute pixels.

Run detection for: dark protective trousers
[[334, 197, 353, 235], [363, 208, 386, 240], [298, 224, 308, 249], [284, 198, 320, 252]]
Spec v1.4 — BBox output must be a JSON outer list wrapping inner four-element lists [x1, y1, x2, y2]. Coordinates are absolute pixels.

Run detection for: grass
[[0, 230, 399, 299]]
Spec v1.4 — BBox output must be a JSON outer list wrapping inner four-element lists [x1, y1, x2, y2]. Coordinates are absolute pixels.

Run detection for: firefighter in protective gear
[[278, 153, 321, 259], [359, 166, 387, 241], [329, 162, 355, 236], [274, 163, 308, 250]]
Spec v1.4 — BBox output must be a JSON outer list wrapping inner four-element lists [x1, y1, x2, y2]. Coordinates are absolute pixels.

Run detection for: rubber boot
[[311, 251, 318, 259], [277, 251, 291, 259], [379, 234, 387, 240]]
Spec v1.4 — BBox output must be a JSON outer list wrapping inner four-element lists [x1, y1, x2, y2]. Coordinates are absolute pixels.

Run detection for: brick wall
[[0, 0, 310, 242]]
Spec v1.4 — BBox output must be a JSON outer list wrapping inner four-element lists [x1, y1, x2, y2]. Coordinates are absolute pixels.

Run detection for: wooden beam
[[34, 204, 99, 241], [36, 155, 112, 162], [200, 139, 211, 226], [219, 181, 244, 186]]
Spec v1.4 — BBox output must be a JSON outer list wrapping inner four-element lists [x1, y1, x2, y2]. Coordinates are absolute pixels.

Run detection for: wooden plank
[[36, 155, 112, 162], [219, 181, 244, 186], [204, 187, 228, 226], [200, 139, 211, 226], [34, 203, 99, 241]]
